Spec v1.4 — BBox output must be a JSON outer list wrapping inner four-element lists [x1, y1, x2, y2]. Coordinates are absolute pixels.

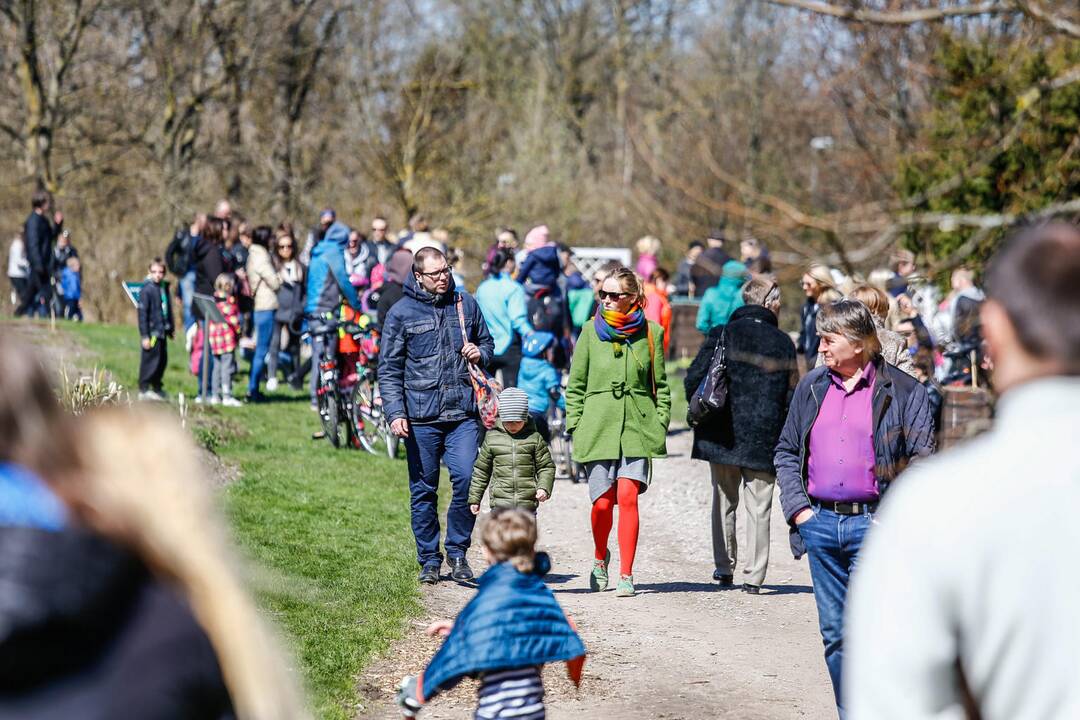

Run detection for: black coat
[[796, 299, 820, 366], [0, 526, 234, 720], [192, 237, 234, 298], [137, 279, 174, 339], [684, 304, 797, 472], [23, 212, 59, 276]]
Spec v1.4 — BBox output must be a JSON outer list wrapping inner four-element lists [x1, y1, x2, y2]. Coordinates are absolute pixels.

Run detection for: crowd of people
[[8, 191, 83, 321], [6, 184, 1080, 720]]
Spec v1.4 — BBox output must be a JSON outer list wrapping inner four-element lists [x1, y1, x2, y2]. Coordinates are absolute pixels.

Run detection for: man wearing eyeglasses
[[379, 247, 495, 585]]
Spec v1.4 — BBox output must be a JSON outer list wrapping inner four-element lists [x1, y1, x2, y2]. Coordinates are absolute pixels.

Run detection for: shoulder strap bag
[[456, 294, 503, 429], [687, 328, 729, 427]]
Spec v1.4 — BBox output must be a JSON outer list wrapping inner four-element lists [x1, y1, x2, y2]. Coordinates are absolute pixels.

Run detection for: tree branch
[[1013, 0, 1080, 39], [757, 0, 1012, 25]]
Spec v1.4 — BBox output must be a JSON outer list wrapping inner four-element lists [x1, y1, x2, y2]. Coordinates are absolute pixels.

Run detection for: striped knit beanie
[[497, 387, 530, 422]]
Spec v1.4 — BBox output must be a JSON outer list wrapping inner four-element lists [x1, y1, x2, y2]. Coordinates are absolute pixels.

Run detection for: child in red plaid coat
[[209, 273, 242, 406]]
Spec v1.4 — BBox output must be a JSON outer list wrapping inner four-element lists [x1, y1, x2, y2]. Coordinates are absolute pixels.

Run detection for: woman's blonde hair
[[606, 266, 648, 310], [635, 235, 661, 256], [66, 409, 309, 720], [481, 508, 537, 574], [805, 264, 835, 291], [214, 273, 235, 295]]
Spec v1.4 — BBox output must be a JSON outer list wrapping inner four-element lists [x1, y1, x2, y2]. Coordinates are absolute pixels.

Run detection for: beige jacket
[[246, 244, 281, 311]]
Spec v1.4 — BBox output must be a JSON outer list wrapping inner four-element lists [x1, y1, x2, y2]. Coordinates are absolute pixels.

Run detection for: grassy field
[[58, 323, 421, 720]]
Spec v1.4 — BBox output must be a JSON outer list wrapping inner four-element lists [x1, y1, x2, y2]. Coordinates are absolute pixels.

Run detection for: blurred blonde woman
[[0, 336, 307, 720], [797, 264, 836, 370]]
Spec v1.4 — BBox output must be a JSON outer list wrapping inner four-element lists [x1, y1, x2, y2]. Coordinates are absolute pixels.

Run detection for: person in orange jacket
[[644, 268, 673, 354]]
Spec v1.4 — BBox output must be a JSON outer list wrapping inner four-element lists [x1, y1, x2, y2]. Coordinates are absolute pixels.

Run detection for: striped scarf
[[594, 305, 645, 343]]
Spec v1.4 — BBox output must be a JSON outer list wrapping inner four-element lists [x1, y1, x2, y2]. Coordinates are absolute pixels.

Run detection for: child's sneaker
[[589, 550, 611, 592], [615, 575, 635, 597], [209, 395, 221, 406], [221, 396, 242, 407], [266, 377, 279, 392]]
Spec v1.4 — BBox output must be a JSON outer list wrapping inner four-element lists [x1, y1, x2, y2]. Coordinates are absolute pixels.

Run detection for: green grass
[[63, 323, 421, 720]]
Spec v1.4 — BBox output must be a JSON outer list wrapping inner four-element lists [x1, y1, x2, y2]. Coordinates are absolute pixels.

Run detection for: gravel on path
[[356, 427, 834, 720]]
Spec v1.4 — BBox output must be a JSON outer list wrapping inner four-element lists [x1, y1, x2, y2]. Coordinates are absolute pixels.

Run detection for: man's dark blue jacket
[[774, 358, 935, 558], [378, 273, 494, 424]]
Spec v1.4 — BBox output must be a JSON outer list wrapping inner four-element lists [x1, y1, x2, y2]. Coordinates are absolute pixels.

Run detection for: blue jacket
[[475, 273, 533, 356], [695, 260, 749, 333], [304, 222, 362, 318], [774, 359, 935, 558], [517, 245, 561, 291], [519, 356, 564, 415], [378, 274, 495, 424], [60, 268, 81, 300], [420, 553, 585, 700]]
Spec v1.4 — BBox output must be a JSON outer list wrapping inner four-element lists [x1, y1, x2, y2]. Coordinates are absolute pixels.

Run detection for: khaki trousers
[[710, 463, 776, 587]]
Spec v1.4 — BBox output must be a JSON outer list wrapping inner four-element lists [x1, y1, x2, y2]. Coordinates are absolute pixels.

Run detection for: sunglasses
[[417, 266, 452, 279], [598, 290, 632, 301], [278, 243, 293, 250]]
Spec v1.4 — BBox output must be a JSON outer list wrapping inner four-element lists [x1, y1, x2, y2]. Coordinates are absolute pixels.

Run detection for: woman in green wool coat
[[566, 266, 670, 598]]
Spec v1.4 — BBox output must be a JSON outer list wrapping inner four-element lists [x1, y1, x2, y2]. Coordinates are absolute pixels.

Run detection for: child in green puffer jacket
[[469, 387, 556, 514]]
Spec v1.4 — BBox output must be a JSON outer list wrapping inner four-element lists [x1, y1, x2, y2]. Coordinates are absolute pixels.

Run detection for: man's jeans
[[180, 269, 196, 330], [248, 309, 275, 396], [798, 506, 873, 717], [404, 418, 481, 568]]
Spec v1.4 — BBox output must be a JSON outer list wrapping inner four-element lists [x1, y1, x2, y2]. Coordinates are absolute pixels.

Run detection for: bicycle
[[347, 326, 400, 459], [306, 316, 358, 449]]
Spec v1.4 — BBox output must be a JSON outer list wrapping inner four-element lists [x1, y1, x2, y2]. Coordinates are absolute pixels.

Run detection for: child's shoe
[[615, 575, 635, 597], [221, 396, 242, 407], [266, 377, 279, 392], [589, 550, 611, 592], [209, 395, 221, 406]]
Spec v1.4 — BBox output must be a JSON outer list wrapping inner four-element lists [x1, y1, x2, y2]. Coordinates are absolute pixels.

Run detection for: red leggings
[[591, 477, 640, 577]]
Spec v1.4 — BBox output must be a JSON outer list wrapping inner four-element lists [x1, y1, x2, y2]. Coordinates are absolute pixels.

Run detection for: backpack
[[528, 292, 564, 334], [687, 328, 729, 427], [165, 229, 193, 276]]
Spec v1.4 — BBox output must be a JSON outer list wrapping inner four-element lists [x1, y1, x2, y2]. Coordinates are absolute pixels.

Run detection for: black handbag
[[687, 329, 729, 427]]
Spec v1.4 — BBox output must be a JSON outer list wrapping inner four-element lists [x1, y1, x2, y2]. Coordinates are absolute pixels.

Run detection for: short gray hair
[[816, 300, 882, 360], [742, 276, 780, 307]]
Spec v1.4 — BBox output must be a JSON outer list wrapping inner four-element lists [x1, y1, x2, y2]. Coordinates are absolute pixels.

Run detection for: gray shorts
[[585, 457, 651, 503]]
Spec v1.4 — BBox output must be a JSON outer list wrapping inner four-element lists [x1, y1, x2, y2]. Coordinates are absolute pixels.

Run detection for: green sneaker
[[615, 575, 635, 597], [589, 550, 611, 592]]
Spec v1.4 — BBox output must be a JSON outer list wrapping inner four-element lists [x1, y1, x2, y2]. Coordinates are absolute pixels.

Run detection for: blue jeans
[[248, 310, 275, 396], [404, 418, 481, 567], [180, 269, 196, 330], [797, 506, 873, 717]]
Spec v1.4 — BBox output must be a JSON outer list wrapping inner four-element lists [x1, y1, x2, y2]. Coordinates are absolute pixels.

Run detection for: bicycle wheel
[[319, 391, 341, 448], [380, 422, 400, 459], [352, 378, 382, 455]]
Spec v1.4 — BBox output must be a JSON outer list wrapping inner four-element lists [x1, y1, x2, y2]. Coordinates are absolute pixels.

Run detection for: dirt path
[[356, 427, 834, 719]]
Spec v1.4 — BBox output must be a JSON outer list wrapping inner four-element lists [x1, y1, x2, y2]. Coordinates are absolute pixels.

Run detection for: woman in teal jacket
[[566, 267, 670, 598], [696, 259, 749, 333]]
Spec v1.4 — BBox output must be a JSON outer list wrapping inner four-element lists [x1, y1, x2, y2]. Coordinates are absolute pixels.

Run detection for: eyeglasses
[[598, 290, 632, 301], [417, 266, 453, 279]]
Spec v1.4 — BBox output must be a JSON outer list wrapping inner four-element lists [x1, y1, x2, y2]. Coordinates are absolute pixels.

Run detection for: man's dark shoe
[[449, 557, 474, 581], [742, 583, 761, 595], [418, 564, 441, 584], [713, 570, 734, 586]]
